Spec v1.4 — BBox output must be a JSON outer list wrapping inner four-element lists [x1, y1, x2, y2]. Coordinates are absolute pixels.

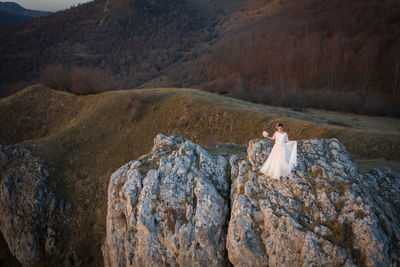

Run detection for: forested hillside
[[1, 0, 399, 115]]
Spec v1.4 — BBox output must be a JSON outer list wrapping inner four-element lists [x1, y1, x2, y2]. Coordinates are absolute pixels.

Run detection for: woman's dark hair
[[276, 122, 284, 127]]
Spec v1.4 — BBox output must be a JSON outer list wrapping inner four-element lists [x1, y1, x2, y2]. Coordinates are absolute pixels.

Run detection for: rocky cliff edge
[[103, 134, 400, 267]]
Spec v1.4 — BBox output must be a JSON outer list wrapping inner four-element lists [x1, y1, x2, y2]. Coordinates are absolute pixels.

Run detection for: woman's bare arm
[[266, 132, 276, 141]]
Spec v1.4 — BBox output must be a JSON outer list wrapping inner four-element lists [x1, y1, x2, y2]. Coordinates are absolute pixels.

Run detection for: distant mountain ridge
[[0, 1, 51, 25]]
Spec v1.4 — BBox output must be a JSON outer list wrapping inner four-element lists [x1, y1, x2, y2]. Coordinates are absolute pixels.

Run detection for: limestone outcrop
[[105, 134, 400, 267], [227, 138, 400, 266], [103, 134, 230, 266], [2, 134, 399, 266], [0, 145, 61, 266]]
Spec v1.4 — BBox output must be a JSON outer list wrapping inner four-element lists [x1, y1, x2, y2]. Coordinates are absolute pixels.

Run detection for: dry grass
[[325, 181, 351, 196], [1, 84, 399, 265], [324, 220, 353, 249], [355, 159, 400, 174], [324, 219, 366, 266]]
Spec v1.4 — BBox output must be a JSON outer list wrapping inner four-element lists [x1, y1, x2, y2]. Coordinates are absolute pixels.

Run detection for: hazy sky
[[12, 0, 93, 12]]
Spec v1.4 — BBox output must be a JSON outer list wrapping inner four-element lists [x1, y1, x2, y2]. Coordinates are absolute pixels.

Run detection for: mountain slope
[[0, 0, 399, 116], [0, 9, 28, 25], [0, 1, 51, 25], [0, 84, 399, 265], [158, 0, 400, 105], [0, 0, 240, 96]]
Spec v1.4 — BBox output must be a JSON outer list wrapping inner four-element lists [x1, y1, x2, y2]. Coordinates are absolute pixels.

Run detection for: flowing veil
[[286, 140, 297, 170]]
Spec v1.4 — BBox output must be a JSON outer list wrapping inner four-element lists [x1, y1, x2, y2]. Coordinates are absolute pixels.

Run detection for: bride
[[260, 122, 297, 179]]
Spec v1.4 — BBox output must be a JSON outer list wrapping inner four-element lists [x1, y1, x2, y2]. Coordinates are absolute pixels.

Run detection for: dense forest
[[1, 0, 399, 116], [175, 0, 400, 115]]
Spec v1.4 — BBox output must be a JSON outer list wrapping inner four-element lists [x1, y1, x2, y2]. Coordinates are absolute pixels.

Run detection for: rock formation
[[1, 134, 399, 266], [104, 134, 400, 267], [227, 138, 400, 266], [0, 145, 61, 266], [103, 134, 230, 266]]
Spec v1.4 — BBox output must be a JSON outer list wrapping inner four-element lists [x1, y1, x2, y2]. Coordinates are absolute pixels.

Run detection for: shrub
[[325, 220, 353, 248], [234, 84, 400, 117], [39, 64, 122, 95], [70, 66, 117, 95], [39, 64, 71, 91], [326, 120, 351, 127]]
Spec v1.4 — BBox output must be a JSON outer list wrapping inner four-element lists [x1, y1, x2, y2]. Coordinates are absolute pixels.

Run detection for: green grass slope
[[1, 84, 399, 265]]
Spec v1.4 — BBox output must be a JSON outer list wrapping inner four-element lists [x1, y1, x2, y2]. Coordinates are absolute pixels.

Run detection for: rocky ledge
[[104, 134, 400, 267]]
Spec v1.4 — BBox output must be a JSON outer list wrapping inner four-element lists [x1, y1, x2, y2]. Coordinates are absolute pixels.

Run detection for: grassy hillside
[[1, 84, 399, 265]]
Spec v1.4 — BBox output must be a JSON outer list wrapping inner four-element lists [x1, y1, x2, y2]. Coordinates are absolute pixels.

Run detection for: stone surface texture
[[0, 145, 60, 266]]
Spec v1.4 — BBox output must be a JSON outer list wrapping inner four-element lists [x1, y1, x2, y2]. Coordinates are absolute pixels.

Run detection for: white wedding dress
[[260, 131, 297, 179]]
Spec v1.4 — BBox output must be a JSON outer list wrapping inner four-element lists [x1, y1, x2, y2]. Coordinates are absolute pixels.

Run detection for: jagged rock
[[103, 134, 230, 267], [104, 134, 400, 266], [2, 134, 398, 266], [227, 137, 400, 267], [0, 145, 59, 266], [360, 167, 400, 264]]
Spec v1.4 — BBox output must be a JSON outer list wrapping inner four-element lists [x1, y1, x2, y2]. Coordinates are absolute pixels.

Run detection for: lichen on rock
[[0, 145, 60, 266]]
